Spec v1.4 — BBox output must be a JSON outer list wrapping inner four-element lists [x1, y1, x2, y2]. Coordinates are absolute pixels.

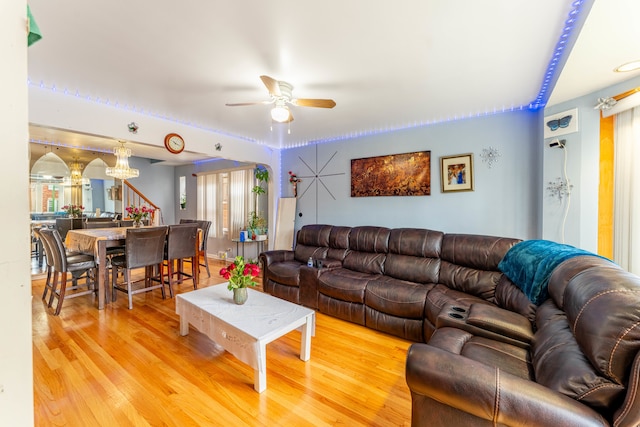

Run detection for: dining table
[[65, 226, 201, 309], [66, 227, 129, 309]]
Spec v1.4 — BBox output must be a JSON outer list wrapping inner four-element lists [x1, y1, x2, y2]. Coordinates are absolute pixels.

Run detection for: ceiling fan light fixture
[[271, 105, 290, 122]]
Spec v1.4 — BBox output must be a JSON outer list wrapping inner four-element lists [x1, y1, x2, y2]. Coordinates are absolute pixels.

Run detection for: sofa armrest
[[466, 303, 533, 343], [317, 258, 342, 269], [260, 250, 294, 266], [435, 304, 532, 349], [406, 343, 608, 427]]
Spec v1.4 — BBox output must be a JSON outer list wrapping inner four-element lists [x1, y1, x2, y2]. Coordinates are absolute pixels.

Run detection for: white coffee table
[[175, 284, 315, 392]]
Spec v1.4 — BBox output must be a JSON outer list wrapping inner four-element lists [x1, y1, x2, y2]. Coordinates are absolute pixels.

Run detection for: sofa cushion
[[532, 299, 624, 414], [429, 327, 534, 380], [265, 261, 302, 287], [343, 251, 386, 275], [348, 226, 390, 253], [494, 275, 537, 323], [561, 266, 640, 385], [366, 277, 433, 319], [327, 225, 351, 260], [318, 268, 373, 303], [439, 234, 520, 303], [293, 224, 333, 263], [385, 227, 442, 284], [388, 228, 443, 257], [384, 252, 440, 283]]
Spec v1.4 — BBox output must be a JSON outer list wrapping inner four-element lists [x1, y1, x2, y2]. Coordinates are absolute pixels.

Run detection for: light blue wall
[[281, 109, 543, 240], [127, 157, 176, 224], [543, 74, 640, 252]]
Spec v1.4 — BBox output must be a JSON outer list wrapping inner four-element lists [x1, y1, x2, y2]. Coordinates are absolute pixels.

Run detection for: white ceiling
[[27, 0, 640, 163]]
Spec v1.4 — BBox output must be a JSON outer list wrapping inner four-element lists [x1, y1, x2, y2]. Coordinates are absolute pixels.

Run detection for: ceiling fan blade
[[225, 100, 273, 107], [291, 98, 336, 108], [260, 75, 281, 96]]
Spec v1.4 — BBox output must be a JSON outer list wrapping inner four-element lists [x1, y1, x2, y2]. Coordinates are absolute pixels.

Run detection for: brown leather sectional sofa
[[259, 224, 640, 426]]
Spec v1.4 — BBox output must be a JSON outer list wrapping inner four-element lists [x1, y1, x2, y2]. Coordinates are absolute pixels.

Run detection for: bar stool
[[111, 226, 168, 309], [39, 228, 96, 315], [163, 223, 198, 298], [179, 219, 212, 277]]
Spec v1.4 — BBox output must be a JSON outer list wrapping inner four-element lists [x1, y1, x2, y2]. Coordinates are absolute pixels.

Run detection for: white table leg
[[300, 313, 313, 361], [254, 341, 267, 393], [179, 315, 189, 336]]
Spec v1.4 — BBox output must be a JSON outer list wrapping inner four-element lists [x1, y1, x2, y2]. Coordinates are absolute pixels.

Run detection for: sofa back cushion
[[562, 265, 640, 384], [532, 300, 624, 415], [294, 224, 332, 263], [327, 225, 351, 261], [439, 234, 520, 302], [343, 226, 390, 274], [385, 228, 443, 284], [532, 261, 640, 416]]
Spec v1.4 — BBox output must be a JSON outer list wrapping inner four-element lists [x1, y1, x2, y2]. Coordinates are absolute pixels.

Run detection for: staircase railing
[[122, 180, 161, 224]]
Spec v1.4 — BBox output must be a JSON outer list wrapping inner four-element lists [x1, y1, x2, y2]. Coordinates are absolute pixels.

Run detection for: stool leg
[[53, 272, 68, 315]]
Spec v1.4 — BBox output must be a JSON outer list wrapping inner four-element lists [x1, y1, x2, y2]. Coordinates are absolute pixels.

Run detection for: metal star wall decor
[[480, 146, 500, 168]]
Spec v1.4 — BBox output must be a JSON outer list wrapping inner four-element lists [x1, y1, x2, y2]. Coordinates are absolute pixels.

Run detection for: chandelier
[[106, 141, 139, 180], [69, 158, 84, 185]]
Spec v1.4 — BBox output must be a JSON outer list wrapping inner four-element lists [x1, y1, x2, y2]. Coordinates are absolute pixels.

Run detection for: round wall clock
[[164, 133, 185, 154]]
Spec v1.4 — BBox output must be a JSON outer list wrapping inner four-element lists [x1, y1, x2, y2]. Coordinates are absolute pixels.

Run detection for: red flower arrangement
[[62, 204, 84, 217], [125, 205, 154, 222], [220, 256, 260, 290]]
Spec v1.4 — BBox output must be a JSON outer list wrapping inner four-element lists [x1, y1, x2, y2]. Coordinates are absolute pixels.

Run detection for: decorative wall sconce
[[546, 177, 572, 202], [480, 146, 500, 168]]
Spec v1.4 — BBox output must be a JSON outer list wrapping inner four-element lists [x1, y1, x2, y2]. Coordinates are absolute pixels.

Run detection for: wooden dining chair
[[111, 226, 168, 309], [163, 223, 198, 298], [39, 228, 96, 315], [179, 219, 212, 277]]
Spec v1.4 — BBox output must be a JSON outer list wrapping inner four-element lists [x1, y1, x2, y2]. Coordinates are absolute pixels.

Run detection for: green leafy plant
[[248, 166, 269, 232]]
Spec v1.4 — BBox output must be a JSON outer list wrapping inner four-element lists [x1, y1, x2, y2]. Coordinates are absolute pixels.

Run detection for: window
[[197, 168, 254, 239]]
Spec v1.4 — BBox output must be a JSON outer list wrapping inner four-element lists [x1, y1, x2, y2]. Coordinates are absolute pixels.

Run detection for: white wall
[[2, 0, 34, 424], [28, 86, 281, 198], [281, 109, 543, 240]]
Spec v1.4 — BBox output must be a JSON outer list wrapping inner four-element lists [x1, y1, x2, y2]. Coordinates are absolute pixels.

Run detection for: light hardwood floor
[[32, 259, 412, 426]]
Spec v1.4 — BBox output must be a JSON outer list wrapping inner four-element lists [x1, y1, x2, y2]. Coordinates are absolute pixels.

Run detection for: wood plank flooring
[[32, 259, 412, 426]]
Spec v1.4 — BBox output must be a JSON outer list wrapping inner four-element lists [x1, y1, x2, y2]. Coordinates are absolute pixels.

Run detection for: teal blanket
[[498, 240, 600, 305]]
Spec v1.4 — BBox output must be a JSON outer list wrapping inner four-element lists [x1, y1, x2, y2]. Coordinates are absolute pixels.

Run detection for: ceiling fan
[[225, 75, 336, 123]]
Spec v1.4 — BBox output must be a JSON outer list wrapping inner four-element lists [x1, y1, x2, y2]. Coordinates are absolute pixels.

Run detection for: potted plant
[[248, 166, 269, 239], [219, 256, 260, 304]]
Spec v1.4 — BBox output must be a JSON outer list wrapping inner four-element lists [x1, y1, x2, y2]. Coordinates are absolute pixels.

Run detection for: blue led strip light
[[529, 0, 587, 110]]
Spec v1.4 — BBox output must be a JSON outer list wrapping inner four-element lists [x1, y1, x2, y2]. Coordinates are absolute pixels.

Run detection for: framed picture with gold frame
[[441, 153, 474, 193]]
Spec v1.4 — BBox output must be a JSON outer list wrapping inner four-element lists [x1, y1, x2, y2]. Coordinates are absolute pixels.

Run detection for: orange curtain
[[598, 114, 614, 258]]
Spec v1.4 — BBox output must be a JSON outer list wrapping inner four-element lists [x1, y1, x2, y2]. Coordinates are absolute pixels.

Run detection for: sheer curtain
[[197, 168, 254, 239], [613, 106, 640, 274], [228, 169, 254, 239], [197, 173, 223, 237]]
